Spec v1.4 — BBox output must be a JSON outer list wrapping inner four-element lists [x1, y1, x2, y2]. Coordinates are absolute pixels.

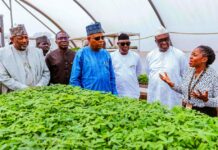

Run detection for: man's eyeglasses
[[156, 37, 170, 43], [119, 42, 131, 46], [93, 36, 104, 41]]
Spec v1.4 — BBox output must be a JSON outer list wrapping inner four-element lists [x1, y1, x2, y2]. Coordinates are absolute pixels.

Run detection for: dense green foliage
[[0, 85, 217, 149], [138, 74, 148, 85], [70, 47, 80, 52]]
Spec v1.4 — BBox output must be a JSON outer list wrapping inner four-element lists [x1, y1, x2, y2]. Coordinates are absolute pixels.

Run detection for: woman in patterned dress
[[160, 45, 217, 117]]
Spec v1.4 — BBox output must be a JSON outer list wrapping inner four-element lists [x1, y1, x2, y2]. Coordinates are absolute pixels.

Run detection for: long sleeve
[[36, 52, 50, 86], [45, 55, 52, 84], [145, 55, 150, 76], [0, 62, 28, 90], [171, 84, 183, 94], [45, 55, 51, 72], [180, 53, 188, 77], [69, 50, 82, 87], [171, 68, 191, 94], [108, 55, 118, 95], [136, 57, 142, 77], [204, 77, 218, 107]]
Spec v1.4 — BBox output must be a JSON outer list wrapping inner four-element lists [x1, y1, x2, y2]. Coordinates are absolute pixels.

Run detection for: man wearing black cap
[[111, 33, 141, 98], [0, 25, 50, 93], [35, 35, 51, 56], [69, 22, 117, 94]]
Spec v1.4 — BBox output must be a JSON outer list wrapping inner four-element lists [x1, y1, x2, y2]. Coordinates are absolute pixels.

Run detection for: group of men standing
[[0, 22, 188, 109]]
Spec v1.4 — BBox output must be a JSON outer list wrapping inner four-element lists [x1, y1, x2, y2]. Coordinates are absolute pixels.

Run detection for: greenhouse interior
[[0, 0, 218, 149]]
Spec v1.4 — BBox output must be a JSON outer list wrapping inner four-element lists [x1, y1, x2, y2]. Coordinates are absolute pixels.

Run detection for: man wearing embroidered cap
[[36, 35, 51, 56], [0, 24, 50, 93], [145, 26, 188, 108], [69, 22, 117, 94]]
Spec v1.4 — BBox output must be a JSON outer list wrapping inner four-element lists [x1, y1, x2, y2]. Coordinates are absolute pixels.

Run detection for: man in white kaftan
[[145, 27, 187, 108], [111, 33, 141, 99], [0, 25, 50, 93]]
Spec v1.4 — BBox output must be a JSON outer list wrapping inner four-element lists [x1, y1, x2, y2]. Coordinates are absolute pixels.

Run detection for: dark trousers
[[192, 106, 217, 117]]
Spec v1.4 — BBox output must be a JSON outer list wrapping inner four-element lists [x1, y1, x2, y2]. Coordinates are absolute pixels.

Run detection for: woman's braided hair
[[197, 45, 216, 67]]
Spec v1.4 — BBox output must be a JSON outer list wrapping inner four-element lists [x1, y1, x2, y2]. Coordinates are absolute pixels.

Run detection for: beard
[[19, 45, 28, 50]]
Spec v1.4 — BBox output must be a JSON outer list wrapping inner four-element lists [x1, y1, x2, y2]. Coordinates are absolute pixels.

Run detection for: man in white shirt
[[0, 25, 50, 93], [145, 27, 188, 108], [111, 33, 141, 99]]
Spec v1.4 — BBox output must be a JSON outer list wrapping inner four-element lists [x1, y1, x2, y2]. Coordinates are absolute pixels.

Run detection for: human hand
[[159, 72, 174, 87], [191, 90, 208, 102]]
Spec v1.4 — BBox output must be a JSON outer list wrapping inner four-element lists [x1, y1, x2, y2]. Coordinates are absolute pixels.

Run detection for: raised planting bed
[[0, 85, 217, 149]]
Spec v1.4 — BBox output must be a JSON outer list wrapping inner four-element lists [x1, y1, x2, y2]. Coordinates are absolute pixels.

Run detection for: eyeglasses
[[119, 42, 131, 46], [156, 37, 170, 43], [93, 36, 104, 41]]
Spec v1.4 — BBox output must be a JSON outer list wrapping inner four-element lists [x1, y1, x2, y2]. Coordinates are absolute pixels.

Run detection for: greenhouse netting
[[0, 0, 218, 69]]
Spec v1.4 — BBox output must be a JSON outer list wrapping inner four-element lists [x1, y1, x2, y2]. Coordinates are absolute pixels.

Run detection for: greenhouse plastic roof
[[1, 0, 218, 51]]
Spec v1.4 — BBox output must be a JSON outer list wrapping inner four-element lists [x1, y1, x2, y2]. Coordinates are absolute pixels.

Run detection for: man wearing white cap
[[145, 26, 188, 108], [0, 25, 50, 93]]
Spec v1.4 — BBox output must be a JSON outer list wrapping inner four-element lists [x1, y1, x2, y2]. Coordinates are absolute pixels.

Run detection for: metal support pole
[[2, 0, 10, 10], [9, 0, 13, 27], [148, 0, 165, 28], [148, 0, 173, 46], [20, 0, 77, 47], [73, 0, 113, 47], [15, 0, 56, 35], [0, 15, 5, 47]]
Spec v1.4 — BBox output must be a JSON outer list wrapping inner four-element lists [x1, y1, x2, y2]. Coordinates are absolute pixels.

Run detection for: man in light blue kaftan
[[0, 25, 50, 93], [69, 22, 117, 94]]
